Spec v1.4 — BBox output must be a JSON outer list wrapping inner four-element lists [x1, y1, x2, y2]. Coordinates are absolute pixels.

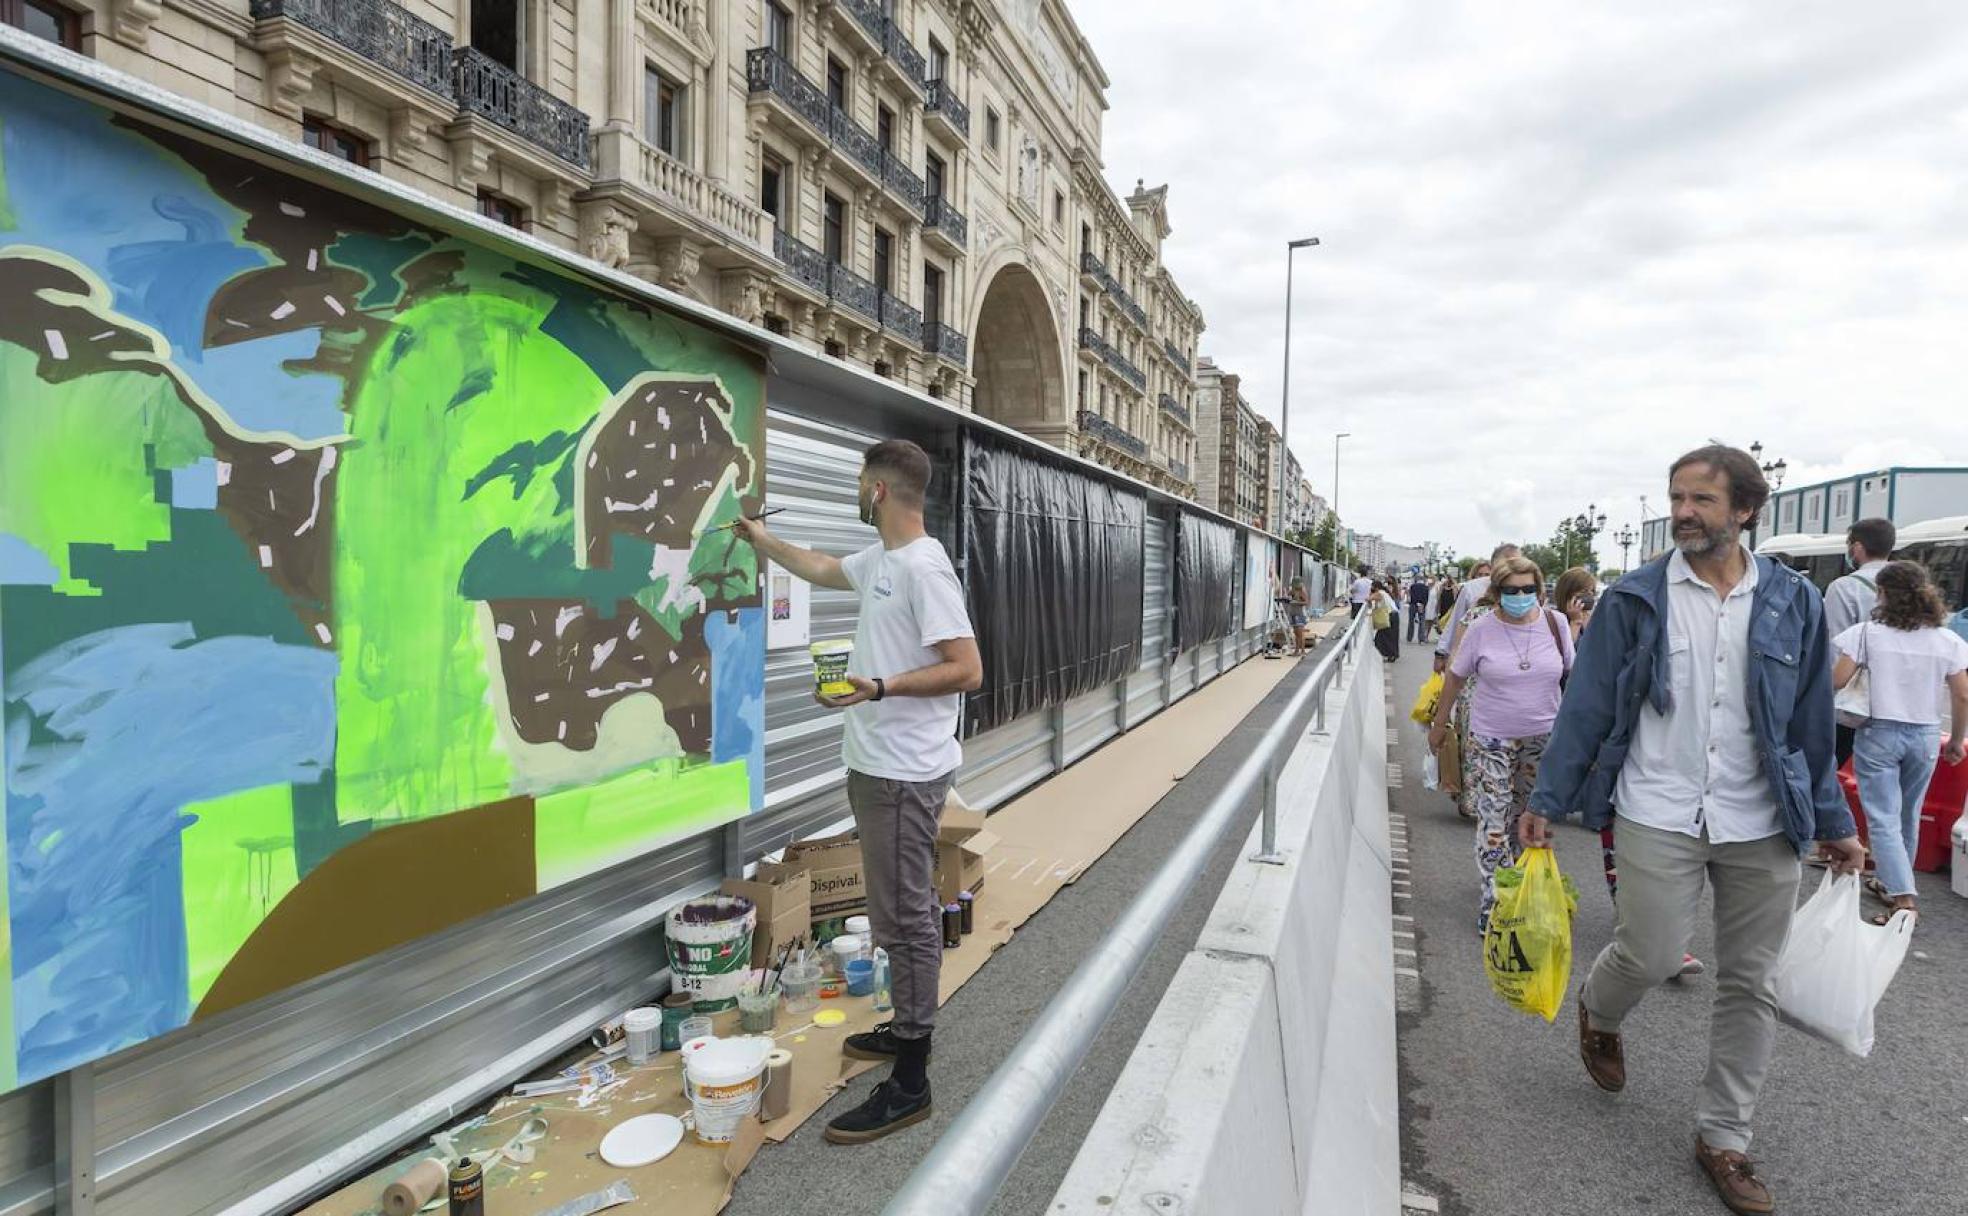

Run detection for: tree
[[1522, 543, 1566, 580], [1310, 512, 1339, 562], [1456, 555, 1479, 576]]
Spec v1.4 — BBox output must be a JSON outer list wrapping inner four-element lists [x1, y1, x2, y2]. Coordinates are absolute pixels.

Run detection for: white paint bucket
[[622, 1007, 661, 1064], [684, 1036, 772, 1144]]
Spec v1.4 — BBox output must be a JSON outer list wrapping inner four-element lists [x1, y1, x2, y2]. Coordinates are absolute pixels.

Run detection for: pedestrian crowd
[[1411, 444, 1967, 1216]]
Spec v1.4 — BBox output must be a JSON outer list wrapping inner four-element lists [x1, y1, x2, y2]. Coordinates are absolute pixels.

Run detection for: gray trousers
[[847, 770, 952, 1041], [1582, 816, 1800, 1152]]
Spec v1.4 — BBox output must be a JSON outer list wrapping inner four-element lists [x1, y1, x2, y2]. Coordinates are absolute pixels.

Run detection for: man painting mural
[[737, 439, 982, 1143]]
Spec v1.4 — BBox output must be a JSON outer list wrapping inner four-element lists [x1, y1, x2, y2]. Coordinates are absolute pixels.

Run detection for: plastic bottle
[[871, 948, 892, 1012]]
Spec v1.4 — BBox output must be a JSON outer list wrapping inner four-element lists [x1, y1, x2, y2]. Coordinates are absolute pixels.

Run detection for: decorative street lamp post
[[1615, 523, 1636, 572]]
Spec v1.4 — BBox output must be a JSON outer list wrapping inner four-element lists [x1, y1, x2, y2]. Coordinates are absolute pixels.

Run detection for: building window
[[764, 1, 792, 55], [985, 106, 1000, 152], [1834, 487, 1849, 516], [646, 66, 685, 157], [764, 313, 789, 336], [925, 151, 945, 202], [1080, 221, 1092, 256], [1077, 370, 1087, 406], [877, 103, 895, 153], [923, 263, 943, 326], [825, 339, 845, 358], [823, 192, 845, 263], [471, 0, 521, 71], [1078, 297, 1089, 330], [477, 188, 525, 229], [827, 56, 849, 109], [873, 359, 892, 378], [760, 153, 786, 225], [928, 36, 948, 82], [1053, 189, 1065, 226], [873, 227, 893, 291], [302, 116, 370, 167], [5, 0, 78, 47]]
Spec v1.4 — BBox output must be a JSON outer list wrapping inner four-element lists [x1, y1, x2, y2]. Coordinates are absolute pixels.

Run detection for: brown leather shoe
[[1695, 1137, 1774, 1214], [1577, 991, 1625, 1092]]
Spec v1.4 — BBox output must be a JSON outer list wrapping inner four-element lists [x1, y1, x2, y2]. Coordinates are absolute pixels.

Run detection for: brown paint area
[[488, 600, 713, 754], [194, 795, 537, 1020], [0, 249, 334, 635], [581, 377, 755, 570]]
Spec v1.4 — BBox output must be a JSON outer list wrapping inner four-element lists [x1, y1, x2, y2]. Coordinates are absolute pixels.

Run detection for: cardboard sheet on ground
[[301, 647, 1305, 1216]]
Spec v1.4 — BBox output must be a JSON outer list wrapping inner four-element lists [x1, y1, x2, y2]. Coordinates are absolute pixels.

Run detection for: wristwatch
[[872, 677, 886, 702]]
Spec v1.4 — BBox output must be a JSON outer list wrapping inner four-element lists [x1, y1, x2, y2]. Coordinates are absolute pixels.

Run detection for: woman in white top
[[1831, 561, 1968, 924]]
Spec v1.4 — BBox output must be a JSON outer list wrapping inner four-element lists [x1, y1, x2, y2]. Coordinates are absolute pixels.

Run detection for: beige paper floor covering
[[304, 629, 1328, 1216]]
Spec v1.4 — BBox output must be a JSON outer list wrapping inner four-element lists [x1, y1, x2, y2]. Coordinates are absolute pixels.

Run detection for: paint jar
[[958, 891, 975, 935], [871, 949, 892, 1012], [829, 934, 864, 978], [736, 989, 778, 1034], [810, 639, 855, 698], [623, 1007, 662, 1065], [659, 1005, 690, 1053], [845, 915, 873, 954], [779, 961, 822, 1014], [679, 1015, 714, 1045], [844, 958, 874, 997]]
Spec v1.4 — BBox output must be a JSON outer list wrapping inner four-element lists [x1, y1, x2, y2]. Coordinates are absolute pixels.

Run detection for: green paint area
[[534, 759, 750, 889], [179, 783, 300, 1009], [0, 343, 212, 595]]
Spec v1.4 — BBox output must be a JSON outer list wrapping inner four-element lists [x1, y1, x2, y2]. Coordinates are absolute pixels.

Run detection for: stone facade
[[1193, 357, 1265, 527], [19, 0, 1202, 493]]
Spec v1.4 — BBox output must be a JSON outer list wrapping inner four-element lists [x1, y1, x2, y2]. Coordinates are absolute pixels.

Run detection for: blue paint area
[[0, 536, 58, 587], [707, 608, 766, 810], [186, 332, 350, 439], [2, 624, 337, 1083], [169, 459, 219, 510]]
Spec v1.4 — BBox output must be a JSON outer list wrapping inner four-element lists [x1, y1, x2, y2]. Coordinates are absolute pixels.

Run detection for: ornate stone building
[[1194, 357, 1266, 527], [13, 0, 1202, 494]]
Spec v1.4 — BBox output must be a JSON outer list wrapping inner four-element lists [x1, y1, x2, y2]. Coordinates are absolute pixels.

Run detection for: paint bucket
[[684, 1036, 772, 1145], [665, 896, 757, 1011], [844, 958, 874, 997], [623, 1007, 662, 1064], [828, 934, 864, 979], [810, 639, 854, 697]]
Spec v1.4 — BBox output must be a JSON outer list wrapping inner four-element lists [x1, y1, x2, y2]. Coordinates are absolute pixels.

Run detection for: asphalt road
[[723, 641, 1333, 1216], [1389, 643, 1968, 1215]]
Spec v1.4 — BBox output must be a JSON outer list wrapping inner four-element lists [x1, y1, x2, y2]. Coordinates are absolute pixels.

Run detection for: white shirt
[[1350, 576, 1373, 605], [1615, 545, 1781, 843], [1436, 576, 1491, 657], [1833, 623, 1968, 727], [839, 537, 975, 782], [1822, 560, 1885, 639]]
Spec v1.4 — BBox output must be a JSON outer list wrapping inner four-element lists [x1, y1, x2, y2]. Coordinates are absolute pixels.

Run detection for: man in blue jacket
[[1522, 445, 1864, 1216]]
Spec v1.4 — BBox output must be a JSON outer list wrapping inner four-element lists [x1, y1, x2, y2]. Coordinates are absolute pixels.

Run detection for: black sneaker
[[823, 1079, 932, 1144], [843, 1023, 903, 1062]]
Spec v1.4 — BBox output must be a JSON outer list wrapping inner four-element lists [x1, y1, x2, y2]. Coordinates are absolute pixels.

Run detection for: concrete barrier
[[1049, 642, 1397, 1215]]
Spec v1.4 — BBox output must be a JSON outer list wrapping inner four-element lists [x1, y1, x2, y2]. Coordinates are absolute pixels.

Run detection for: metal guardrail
[[884, 606, 1370, 1215]]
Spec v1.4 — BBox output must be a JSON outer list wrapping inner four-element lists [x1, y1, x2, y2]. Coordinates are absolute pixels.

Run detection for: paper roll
[[759, 1049, 794, 1122], [381, 1157, 446, 1216]]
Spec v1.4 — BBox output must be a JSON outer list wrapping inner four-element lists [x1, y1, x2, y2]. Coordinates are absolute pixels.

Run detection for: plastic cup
[[622, 1007, 662, 1064], [844, 958, 874, 997], [737, 989, 778, 1033], [679, 1015, 713, 1045], [779, 961, 822, 1014]]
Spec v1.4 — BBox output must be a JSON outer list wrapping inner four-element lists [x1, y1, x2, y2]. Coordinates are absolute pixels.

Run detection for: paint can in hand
[[447, 1157, 484, 1216]]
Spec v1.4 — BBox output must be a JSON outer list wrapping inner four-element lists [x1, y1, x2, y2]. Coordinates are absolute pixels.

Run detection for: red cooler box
[[1838, 743, 1968, 874]]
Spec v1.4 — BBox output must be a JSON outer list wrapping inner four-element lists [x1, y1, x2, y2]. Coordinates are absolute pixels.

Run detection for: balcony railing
[[1080, 248, 1114, 290], [828, 105, 885, 182], [1162, 337, 1191, 374], [1170, 458, 1190, 481], [1108, 280, 1148, 331], [885, 22, 929, 90], [746, 48, 831, 134], [834, 0, 888, 48], [1160, 393, 1191, 426], [923, 321, 966, 366], [925, 78, 970, 139], [252, 0, 454, 98], [924, 195, 967, 249], [452, 47, 590, 168], [1077, 410, 1149, 460], [828, 260, 880, 323], [772, 228, 828, 296], [881, 149, 925, 215], [879, 288, 922, 339], [635, 139, 768, 249], [1079, 327, 1147, 392]]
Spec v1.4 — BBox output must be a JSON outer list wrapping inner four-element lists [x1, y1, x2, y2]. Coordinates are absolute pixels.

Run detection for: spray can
[[447, 1157, 484, 1216], [958, 890, 974, 935], [942, 903, 962, 949], [871, 948, 892, 1012]]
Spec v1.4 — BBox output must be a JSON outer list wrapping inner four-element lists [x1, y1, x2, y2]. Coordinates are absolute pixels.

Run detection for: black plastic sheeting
[[1175, 513, 1238, 654], [962, 438, 1147, 735]]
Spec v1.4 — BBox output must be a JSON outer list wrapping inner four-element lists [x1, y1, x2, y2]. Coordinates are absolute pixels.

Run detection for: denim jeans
[[1852, 720, 1941, 898]]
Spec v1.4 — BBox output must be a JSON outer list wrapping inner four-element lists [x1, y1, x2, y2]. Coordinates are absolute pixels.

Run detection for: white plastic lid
[[845, 915, 871, 934], [830, 934, 863, 957], [622, 1006, 661, 1031], [599, 1113, 685, 1167]]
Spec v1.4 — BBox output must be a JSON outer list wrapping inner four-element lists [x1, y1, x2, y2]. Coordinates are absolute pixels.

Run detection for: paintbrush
[[712, 508, 786, 533]]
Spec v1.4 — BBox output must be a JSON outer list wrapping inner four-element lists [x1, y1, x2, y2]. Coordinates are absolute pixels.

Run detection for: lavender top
[[1450, 609, 1575, 740]]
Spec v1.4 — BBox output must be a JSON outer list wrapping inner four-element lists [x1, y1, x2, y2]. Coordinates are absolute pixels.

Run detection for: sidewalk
[[1386, 646, 1966, 1215]]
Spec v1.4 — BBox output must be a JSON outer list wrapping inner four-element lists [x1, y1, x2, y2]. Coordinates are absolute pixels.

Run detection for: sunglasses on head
[[1497, 582, 1539, 595]]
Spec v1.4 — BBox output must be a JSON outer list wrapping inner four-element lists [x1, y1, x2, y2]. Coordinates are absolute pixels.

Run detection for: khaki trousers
[[847, 770, 952, 1041]]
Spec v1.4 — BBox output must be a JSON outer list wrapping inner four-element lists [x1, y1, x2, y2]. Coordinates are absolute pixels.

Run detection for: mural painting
[[0, 71, 767, 1090]]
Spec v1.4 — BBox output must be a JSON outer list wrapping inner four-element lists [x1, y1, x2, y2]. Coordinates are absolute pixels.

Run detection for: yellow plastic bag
[[1484, 847, 1573, 1022], [1409, 672, 1444, 724]]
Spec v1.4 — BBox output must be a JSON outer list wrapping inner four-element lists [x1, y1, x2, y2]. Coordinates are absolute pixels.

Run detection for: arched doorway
[[971, 262, 1065, 429]]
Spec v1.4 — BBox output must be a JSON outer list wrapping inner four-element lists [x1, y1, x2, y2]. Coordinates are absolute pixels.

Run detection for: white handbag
[[1833, 623, 1871, 724]]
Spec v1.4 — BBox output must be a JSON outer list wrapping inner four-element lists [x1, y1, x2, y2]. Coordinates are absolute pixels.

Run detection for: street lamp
[[1751, 439, 1787, 490], [1331, 431, 1350, 563], [1277, 236, 1320, 531], [1568, 504, 1608, 568], [1614, 523, 1636, 571]]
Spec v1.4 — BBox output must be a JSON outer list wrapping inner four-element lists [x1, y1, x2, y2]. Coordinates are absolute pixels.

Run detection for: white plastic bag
[[1421, 752, 1441, 790], [1773, 872, 1914, 1057]]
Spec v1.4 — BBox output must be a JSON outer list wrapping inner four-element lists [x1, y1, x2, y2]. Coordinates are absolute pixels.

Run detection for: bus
[[1893, 515, 1968, 611], [1755, 532, 1847, 592]]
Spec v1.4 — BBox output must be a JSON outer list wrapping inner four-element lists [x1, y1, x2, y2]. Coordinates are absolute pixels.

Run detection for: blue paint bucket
[[844, 958, 875, 997]]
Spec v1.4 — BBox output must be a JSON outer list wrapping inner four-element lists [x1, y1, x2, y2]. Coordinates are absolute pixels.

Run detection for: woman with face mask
[[1427, 555, 1574, 933]]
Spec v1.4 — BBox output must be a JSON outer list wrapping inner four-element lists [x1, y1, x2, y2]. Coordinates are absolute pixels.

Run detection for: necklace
[[1501, 613, 1537, 670]]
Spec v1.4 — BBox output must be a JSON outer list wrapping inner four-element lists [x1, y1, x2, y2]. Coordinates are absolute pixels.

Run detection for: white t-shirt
[[1833, 622, 1968, 727], [1350, 576, 1373, 604], [839, 537, 975, 782]]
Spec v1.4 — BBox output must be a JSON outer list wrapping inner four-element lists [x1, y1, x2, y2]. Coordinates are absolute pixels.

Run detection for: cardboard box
[[933, 793, 998, 905], [774, 833, 868, 920], [766, 791, 998, 927], [720, 866, 811, 966]]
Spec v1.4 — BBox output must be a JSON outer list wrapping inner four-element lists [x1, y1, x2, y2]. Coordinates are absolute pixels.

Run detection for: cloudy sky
[[1070, 0, 1967, 564]]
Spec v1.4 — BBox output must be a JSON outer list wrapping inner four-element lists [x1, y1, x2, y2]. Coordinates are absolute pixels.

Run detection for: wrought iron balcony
[[925, 78, 969, 140], [1170, 458, 1191, 482], [923, 321, 966, 366], [828, 260, 880, 323], [880, 149, 925, 215], [832, 0, 888, 52], [878, 288, 921, 340], [884, 23, 929, 91], [1108, 280, 1148, 331], [452, 47, 589, 168], [828, 105, 885, 183], [1160, 393, 1191, 426], [1079, 327, 1148, 392], [1079, 248, 1110, 289], [1162, 337, 1191, 374], [772, 228, 828, 296], [1077, 410, 1149, 461], [251, 0, 453, 98], [746, 48, 831, 135], [924, 195, 967, 251]]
